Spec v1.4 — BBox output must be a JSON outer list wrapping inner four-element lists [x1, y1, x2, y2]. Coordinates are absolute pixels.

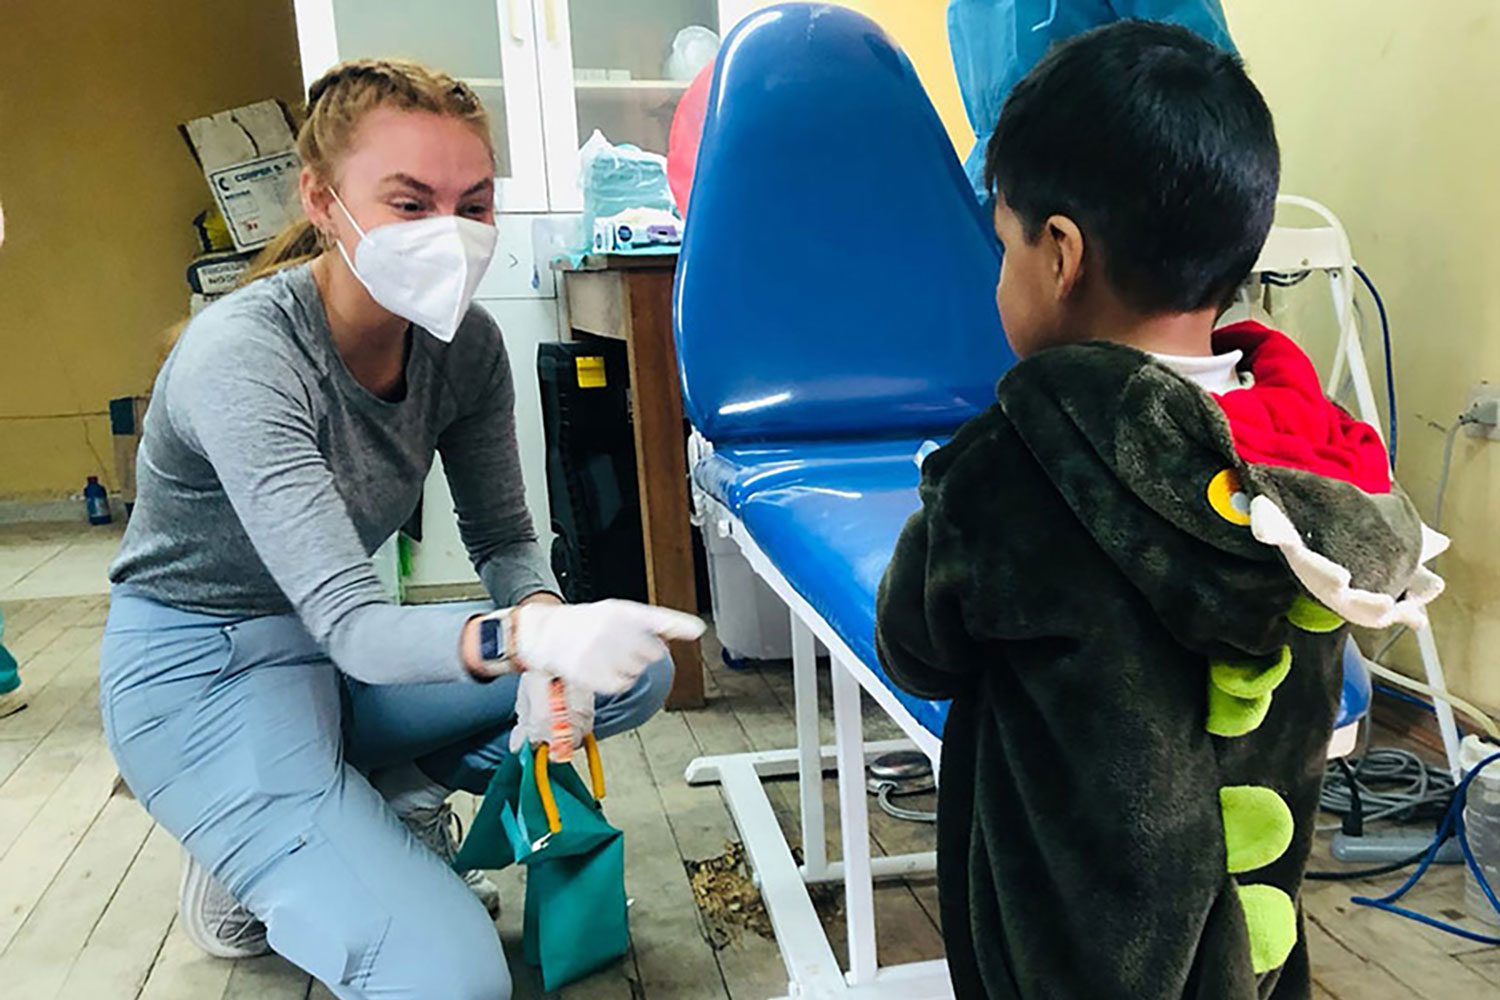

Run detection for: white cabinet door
[[532, 0, 726, 212], [403, 296, 560, 590], [473, 214, 557, 300], [291, 0, 550, 213], [478, 296, 560, 556], [717, 0, 761, 32]]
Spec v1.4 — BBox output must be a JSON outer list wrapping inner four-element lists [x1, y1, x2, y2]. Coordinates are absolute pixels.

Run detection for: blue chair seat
[[701, 434, 1372, 743], [731, 456, 951, 739], [695, 438, 940, 515]]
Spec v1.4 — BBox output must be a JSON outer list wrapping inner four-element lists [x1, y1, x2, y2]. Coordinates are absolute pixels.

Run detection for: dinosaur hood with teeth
[[876, 321, 1442, 1000]]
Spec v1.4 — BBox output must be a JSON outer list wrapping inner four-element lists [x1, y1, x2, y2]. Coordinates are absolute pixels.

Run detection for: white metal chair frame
[[1246, 196, 1462, 778]]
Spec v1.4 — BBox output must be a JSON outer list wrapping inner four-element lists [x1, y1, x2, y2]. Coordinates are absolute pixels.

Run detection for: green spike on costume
[[1207, 685, 1273, 738], [1211, 646, 1292, 700], [1220, 785, 1295, 875], [1235, 883, 1298, 974], [1286, 594, 1344, 633]]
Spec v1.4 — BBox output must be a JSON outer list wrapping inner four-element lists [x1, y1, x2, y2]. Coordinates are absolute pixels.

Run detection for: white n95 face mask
[[330, 190, 498, 342]]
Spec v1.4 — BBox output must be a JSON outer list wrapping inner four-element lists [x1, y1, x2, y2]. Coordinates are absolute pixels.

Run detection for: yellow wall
[[736, 0, 969, 148], [742, 1, 1499, 708], [0, 0, 303, 498], [842, 0, 969, 151], [1224, 1, 1500, 711]]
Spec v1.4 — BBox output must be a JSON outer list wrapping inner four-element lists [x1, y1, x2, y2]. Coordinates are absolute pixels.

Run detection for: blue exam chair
[[676, 6, 1371, 995]]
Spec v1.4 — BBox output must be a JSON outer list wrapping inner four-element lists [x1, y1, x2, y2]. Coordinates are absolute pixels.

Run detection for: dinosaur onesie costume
[[877, 321, 1444, 999]]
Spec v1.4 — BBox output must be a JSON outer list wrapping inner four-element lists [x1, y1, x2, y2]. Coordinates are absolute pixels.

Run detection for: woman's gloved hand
[[511, 599, 704, 695], [509, 671, 594, 759]]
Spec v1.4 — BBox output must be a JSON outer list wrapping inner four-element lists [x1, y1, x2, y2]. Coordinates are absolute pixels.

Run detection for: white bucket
[[703, 518, 792, 663], [1460, 734, 1500, 927]]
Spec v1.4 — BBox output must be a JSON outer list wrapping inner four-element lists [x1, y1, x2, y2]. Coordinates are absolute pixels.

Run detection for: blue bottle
[[84, 476, 112, 525]]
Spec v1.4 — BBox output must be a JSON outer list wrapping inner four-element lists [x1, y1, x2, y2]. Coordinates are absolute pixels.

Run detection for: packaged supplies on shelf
[[592, 208, 681, 253], [577, 129, 674, 249]]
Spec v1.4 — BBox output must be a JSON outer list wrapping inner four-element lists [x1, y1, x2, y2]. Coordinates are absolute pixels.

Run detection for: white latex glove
[[509, 671, 594, 758], [511, 599, 705, 695]]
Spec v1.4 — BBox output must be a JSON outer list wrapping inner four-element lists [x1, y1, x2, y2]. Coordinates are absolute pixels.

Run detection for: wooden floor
[[0, 528, 1496, 998]]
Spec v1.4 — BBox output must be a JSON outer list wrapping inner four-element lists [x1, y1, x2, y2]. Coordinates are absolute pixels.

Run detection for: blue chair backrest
[[675, 3, 1013, 445]]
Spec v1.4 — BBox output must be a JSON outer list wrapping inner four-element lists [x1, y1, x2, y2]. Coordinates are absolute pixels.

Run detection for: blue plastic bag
[[948, 0, 1237, 203]]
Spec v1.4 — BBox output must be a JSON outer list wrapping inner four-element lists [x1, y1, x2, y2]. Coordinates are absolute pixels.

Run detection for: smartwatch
[[478, 615, 509, 664]]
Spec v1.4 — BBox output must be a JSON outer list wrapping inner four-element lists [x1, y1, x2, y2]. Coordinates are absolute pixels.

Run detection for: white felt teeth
[[1249, 496, 1446, 631]]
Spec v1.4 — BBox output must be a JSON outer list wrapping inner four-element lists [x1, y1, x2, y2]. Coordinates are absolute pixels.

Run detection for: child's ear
[[1044, 215, 1085, 301]]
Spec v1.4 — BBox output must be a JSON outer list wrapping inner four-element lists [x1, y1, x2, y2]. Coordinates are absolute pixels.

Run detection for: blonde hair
[[163, 59, 493, 358]]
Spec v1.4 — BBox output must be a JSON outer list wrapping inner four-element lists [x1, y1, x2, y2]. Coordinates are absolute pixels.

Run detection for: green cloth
[[876, 343, 1424, 999], [0, 610, 19, 696], [453, 750, 628, 991]]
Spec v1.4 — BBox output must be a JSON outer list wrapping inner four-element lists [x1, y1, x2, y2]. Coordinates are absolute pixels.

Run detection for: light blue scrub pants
[[99, 588, 672, 1000]]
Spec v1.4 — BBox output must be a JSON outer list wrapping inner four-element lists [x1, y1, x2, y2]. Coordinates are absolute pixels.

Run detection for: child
[[876, 22, 1442, 1000]]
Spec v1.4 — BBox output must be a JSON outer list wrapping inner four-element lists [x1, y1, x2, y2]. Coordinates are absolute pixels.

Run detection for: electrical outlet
[[1463, 381, 1500, 440]]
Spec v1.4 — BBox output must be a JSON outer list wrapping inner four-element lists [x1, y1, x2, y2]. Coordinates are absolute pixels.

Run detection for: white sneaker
[[400, 801, 502, 916], [0, 687, 24, 719], [179, 851, 271, 959]]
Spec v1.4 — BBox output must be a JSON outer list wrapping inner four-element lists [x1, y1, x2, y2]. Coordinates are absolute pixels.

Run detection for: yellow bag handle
[[533, 734, 606, 835]]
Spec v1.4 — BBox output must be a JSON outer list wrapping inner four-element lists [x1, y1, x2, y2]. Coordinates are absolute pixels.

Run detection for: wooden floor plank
[[1, 599, 75, 659], [636, 702, 790, 1000], [0, 673, 110, 860], [0, 741, 30, 797], [0, 737, 119, 951], [1457, 949, 1500, 987], [220, 953, 313, 1000], [0, 630, 103, 751], [0, 596, 54, 640], [0, 524, 121, 602], [57, 822, 183, 999], [2, 595, 100, 665], [636, 706, 744, 861], [0, 791, 153, 997], [136, 919, 236, 1000], [601, 727, 727, 1000], [1305, 913, 1425, 1000], [1304, 880, 1493, 999]]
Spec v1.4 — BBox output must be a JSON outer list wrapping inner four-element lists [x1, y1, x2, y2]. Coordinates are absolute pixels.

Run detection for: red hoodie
[[1210, 320, 1391, 495]]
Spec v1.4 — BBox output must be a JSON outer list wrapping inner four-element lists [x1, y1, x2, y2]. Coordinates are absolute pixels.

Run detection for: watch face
[[479, 618, 504, 661]]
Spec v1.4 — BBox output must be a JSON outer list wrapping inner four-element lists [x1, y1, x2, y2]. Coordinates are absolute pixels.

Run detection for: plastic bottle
[[1461, 735, 1500, 927], [83, 476, 112, 526]]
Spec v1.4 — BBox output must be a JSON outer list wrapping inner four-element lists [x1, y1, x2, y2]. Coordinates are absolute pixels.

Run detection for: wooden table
[[554, 252, 705, 709]]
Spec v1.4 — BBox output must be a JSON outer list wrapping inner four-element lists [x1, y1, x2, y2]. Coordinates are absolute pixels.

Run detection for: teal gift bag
[[454, 737, 628, 991]]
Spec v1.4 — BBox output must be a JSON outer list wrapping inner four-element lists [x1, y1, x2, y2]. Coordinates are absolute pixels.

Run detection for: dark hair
[[984, 21, 1279, 314]]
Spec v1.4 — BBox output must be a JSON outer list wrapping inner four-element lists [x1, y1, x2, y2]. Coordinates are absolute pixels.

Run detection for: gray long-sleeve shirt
[[109, 263, 557, 685]]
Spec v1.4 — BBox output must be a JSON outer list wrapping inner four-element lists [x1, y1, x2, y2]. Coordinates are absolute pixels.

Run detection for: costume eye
[[1208, 468, 1251, 526]]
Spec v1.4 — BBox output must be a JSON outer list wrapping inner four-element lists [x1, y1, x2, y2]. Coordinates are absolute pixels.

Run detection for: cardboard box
[[180, 100, 301, 253], [110, 396, 150, 511]]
